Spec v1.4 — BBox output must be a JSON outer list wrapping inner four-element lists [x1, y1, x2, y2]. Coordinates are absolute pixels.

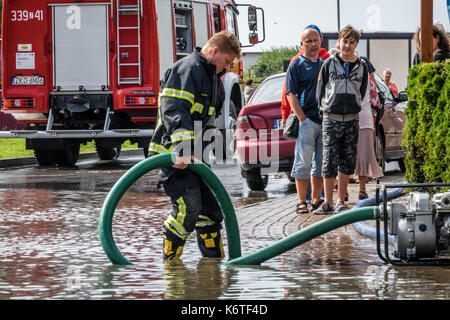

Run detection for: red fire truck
[[0, 0, 264, 166]]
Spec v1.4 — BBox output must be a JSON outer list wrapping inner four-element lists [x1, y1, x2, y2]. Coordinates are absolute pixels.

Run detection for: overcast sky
[[237, 0, 450, 51]]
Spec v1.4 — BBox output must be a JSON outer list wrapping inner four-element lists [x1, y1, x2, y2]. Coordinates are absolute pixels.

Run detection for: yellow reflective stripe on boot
[[164, 235, 184, 259], [170, 130, 194, 143], [200, 233, 216, 248], [160, 88, 195, 106]]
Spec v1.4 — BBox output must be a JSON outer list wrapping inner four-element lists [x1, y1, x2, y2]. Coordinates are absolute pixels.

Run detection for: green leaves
[[403, 60, 450, 184], [250, 46, 300, 80]]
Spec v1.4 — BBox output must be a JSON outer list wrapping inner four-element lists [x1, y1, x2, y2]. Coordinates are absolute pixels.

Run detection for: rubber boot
[[196, 226, 224, 258], [163, 232, 185, 260]]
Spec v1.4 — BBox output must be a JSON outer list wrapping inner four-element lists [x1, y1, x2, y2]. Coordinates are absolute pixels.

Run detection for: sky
[[237, 0, 450, 51]]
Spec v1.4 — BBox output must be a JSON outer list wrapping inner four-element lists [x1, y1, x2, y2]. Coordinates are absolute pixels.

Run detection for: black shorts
[[322, 118, 359, 178]]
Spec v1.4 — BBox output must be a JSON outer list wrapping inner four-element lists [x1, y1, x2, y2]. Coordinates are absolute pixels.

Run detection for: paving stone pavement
[[234, 172, 406, 241]]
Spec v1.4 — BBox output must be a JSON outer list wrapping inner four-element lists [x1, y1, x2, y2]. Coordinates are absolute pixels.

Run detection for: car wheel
[[374, 133, 385, 173], [245, 172, 268, 191]]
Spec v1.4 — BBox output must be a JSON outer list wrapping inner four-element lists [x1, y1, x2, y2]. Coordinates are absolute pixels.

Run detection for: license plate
[[273, 119, 283, 129], [12, 76, 44, 85]]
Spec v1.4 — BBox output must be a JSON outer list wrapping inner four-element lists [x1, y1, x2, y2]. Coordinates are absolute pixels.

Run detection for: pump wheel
[[55, 140, 80, 167], [34, 149, 56, 166], [95, 142, 122, 160]]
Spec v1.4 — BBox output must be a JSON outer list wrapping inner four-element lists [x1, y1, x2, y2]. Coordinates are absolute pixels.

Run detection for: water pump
[[377, 183, 450, 266]]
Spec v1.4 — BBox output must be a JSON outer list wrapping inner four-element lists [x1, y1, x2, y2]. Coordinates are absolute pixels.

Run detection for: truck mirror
[[248, 32, 259, 45], [248, 6, 257, 31]]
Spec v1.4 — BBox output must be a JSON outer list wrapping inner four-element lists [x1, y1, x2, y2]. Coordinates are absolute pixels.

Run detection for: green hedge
[[403, 60, 450, 183]]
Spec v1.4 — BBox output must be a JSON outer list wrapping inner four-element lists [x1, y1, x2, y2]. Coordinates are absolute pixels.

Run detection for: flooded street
[[0, 156, 449, 300]]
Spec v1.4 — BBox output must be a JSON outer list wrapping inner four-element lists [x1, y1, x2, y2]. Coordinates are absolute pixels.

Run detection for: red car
[[236, 72, 407, 191]]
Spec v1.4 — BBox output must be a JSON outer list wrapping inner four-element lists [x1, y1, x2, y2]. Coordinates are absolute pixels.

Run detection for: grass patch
[[0, 139, 140, 159]]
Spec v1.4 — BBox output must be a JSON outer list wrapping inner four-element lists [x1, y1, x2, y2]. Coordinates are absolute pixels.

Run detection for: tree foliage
[[250, 46, 300, 80]]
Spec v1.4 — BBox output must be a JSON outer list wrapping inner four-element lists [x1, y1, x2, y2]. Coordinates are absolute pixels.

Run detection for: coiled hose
[[98, 153, 241, 265]]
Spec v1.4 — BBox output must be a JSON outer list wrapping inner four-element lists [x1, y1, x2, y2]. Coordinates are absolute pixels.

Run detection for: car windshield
[[374, 72, 394, 101], [248, 75, 285, 105]]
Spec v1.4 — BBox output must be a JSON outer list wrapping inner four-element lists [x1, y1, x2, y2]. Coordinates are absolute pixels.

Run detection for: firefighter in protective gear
[[149, 31, 241, 260]]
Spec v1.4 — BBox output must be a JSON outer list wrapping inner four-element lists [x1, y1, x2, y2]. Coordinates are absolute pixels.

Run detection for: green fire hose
[[98, 152, 241, 265], [225, 206, 380, 265], [99, 152, 380, 266]]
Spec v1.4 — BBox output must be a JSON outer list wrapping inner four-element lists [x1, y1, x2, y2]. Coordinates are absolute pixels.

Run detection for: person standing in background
[[413, 24, 450, 64], [314, 25, 368, 215], [285, 26, 325, 214], [355, 68, 384, 200], [382, 68, 399, 98], [280, 25, 330, 127], [244, 79, 256, 104]]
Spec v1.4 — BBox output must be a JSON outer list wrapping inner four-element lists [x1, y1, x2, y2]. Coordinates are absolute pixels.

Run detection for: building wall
[[370, 39, 410, 91], [242, 52, 262, 72]]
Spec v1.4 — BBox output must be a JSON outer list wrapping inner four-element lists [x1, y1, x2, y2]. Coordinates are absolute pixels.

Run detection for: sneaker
[[335, 202, 350, 213], [310, 199, 324, 212], [313, 202, 334, 215]]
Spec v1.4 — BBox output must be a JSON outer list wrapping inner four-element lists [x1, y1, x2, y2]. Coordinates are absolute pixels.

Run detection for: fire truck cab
[[1, 0, 264, 166]]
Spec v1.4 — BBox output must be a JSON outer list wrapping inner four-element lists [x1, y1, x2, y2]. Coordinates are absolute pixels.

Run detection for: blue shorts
[[290, 117, 323, 180]]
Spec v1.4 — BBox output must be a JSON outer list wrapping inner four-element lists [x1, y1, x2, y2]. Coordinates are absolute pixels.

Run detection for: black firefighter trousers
[[161, 169, 224, 258]]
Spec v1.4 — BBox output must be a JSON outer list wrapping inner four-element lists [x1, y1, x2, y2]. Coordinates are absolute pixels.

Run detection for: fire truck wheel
[[95, 142, 122, 160], [33, 149, 56, 167], [55, 140, 80, 167]]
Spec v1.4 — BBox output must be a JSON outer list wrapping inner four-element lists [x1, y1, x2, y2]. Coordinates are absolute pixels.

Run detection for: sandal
[[359, 191, 369, 200], [311, 199, 324, 211], [296, 201, 309, 214]]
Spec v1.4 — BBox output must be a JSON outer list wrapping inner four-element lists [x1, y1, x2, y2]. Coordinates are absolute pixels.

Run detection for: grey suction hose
[[225, 206, 380, 266], [352, 188, 406, 242]]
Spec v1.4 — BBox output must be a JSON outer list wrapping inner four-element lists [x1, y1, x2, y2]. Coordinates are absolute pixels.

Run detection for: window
[[213, 5, 221, 33], [374, 73, 394, 101], [249, 75, 286, 105], [225, 7, 236, 35]]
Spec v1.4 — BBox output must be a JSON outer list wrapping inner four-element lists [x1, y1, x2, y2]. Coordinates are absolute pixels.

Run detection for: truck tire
[[34, 149, 56, 166], [95, 142, 121, 160], [55, 140, 80, 167]]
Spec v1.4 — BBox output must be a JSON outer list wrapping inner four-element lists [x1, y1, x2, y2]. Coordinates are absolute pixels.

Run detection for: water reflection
[[1, 163, 449, 299]]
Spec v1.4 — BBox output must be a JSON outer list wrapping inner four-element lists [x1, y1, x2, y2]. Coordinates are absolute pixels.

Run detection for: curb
[[0, 148, 144, 168]]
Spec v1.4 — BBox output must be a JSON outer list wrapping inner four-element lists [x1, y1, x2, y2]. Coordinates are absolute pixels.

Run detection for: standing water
[[0, 159, 449, 299]]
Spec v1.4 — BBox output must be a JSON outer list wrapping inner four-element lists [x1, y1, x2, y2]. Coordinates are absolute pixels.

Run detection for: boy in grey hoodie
[[314, 26, 368, 214]]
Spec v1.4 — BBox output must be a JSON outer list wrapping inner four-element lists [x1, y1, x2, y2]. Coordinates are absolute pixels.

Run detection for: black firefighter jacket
[[150, 47, 225, 185]]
